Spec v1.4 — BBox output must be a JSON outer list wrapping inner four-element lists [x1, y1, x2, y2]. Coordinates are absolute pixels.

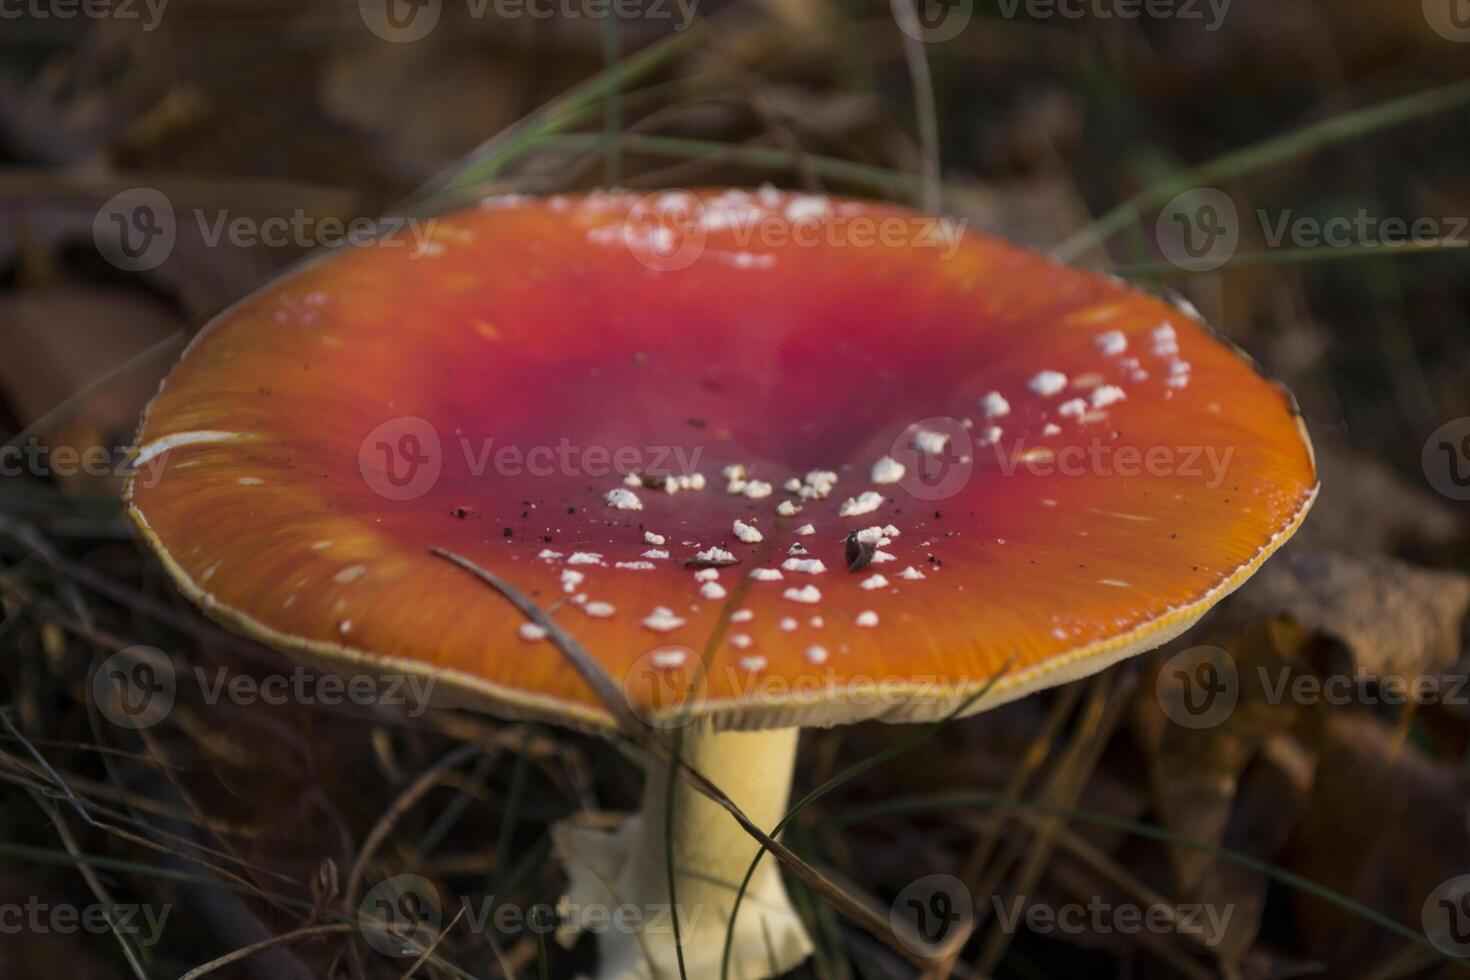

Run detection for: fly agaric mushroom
[[126, 189, 1317, 979]]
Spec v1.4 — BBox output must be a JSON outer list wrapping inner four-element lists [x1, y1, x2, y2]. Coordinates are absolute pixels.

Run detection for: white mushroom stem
[[554, 726, 813, 980]]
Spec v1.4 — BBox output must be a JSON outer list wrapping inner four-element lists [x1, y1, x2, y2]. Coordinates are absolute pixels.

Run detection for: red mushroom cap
[[127, 189, 1317, 731]]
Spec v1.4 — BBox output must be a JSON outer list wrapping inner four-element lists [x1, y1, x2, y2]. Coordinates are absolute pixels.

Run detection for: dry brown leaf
[[1232, 548, 1470, 678], [1283, 711, 1470, 975], [1177, 731, 1317, 957], [1132, 623, 1307, 900], [1131, 546, 1470, 960]]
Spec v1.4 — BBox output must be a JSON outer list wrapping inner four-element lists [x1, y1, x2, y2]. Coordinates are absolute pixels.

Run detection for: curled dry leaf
[[1133, 546, 1470, 958], [1171, 731, 1318, 958], [1231, 548, 1470, 678], [1132, 621, 1306, 901]]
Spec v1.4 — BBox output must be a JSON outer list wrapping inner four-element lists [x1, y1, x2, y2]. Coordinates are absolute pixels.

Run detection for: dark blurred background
[[1, 1, 1469, 977]]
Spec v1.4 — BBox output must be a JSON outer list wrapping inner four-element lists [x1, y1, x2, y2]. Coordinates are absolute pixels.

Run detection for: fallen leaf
[[1231, 549, 1470, 678]]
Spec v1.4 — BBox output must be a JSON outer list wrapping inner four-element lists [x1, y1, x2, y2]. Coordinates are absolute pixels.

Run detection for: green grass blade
[[600, 15, 623, 187], [1055, 80, 1470, 262], [404, 27, 701, 209], [1109, 238, 1470, 278]]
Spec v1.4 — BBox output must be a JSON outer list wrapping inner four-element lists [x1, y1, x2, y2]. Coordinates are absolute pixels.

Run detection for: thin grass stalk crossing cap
[[125, 188, 1317, 979]]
